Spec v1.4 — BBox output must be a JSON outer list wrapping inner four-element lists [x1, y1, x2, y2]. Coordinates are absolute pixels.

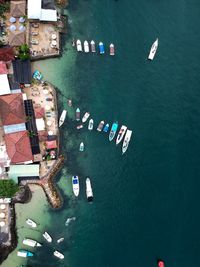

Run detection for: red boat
[[157, 260, 165, 267], [109, 43, 115, 56]]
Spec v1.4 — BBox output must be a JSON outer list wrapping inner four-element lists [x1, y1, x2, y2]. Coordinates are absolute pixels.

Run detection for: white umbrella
[[9, 24, 16, 31], [45, 105, 51, 111], [47, 120, 52, 126], [0, 221, 5, 227], [43, 89, 49, 95], [51, 40, 57, 46], [48, 130, 53, 136], [0, 212, 5, 218], [19, 17, 25, 23], [19, 25, 26, 32], [9, 17, 16, 23], [52, 34, 57, 40], [0, 204, 5, 210]]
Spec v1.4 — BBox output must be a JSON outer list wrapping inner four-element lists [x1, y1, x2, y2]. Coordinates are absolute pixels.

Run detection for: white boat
[[82, 112, 90, 123], [54, 250, 64, 260], [110, 43, 115, 56], [76, 39, 82, 52], [65, 216, 76, 226], [90, 40, 96, 52], [26, 218, 37, 228], [57, 237, 64, 243], [59, 110, 67, 127], [84, 40, 89, 53], [88, 119, 94, 130], [148, 38, 158, 60], [116, 125, 127, 145], [79, 142, 84, 152], [97, 120, 104, 132], [23, 238, 42, 248], [86, 178, 93, 202], [72, 176, 79, 197], [43, 231, 52, 243], [122, 130, 132, 154]]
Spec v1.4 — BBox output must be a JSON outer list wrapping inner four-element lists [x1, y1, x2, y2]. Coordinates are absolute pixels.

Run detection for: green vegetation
[[0, 180, 19, 197], [18, 44, 30, 60], [0, 1, 9, 19]]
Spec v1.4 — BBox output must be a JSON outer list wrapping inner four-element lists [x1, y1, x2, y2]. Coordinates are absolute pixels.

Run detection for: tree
[[0, 180, 19, 198], [18, 44, 30, 60]]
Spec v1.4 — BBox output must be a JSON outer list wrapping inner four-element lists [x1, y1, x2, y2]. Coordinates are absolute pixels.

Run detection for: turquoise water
[[5, 1, 200, 266]]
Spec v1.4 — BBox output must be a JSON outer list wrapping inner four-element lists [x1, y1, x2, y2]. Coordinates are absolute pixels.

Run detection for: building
[[9, 164, 39, 183], [12, 59, 32, 85]]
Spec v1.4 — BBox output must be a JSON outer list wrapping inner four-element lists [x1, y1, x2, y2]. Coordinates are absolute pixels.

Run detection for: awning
[[0, 74, 11, 95]]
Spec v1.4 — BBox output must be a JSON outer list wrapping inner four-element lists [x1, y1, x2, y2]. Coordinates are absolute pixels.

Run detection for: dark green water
[[29, 1, 200, 266]]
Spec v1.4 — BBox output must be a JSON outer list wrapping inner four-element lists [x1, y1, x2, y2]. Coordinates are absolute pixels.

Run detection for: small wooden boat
[[110, 44, 115, 56], [97, 121, 104, 132]]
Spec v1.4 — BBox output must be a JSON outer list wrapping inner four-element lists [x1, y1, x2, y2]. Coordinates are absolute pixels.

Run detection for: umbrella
[[47, 120, 52, 126], [0, 212, 5, 218], [45, 105, 51, 111], [43, 89, 49, 95], [19, 25, 26, 32], [0, 204, 5, 210], [48, 130, 53, 135], [51, 40, 57, 46], [52, 34, 57, 40], [9, 17, 16, 23], [0, 221, 5, 227], [9, 24, 16, 31], [19, 17, 25, 23]]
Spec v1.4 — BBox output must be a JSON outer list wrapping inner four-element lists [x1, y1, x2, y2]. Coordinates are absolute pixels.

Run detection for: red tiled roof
[[4, 130, 33, 164], [0, 62, 8, 74], [0, 93, 25, 125], [46, 140, 57, 149], [34, 107, 45, 118], [0, 47, 15, 62]]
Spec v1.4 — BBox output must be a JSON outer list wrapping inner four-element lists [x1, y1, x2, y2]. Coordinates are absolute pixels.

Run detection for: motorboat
[[59, 110, 67, 127], [54, 250, 64, 260], [17, 250, 34, 258], [65, 217, 76, 226], [76, 108, 80, 121], [84, 40, 89, 53], [122, 129, 132, 154], [72, 176, 79, 197], [77, 124, 84, 130], [110, 43, 115, 56], [42, 231, 52, 243], [97, 120, 105, 132], [79, 142, 84, 152], [33, 70, 43, 81], [88, 119, 94, 130], [82, 112, 90, 123], [57, 237, 64, 243], [76, 39, 82, 52], [26, 219, 37, 228], [86, 178, 93, 202], [23, 238, 42, 248], [67, 99, 72, 107], [157, 260, 165, 267], [103, 123, 109, 133], [99, 42, 105, 54], [90, 40, 96, 52], [109, 121, 118, 141], [148, 38, 158, 60], [116, 125, 127, 145]]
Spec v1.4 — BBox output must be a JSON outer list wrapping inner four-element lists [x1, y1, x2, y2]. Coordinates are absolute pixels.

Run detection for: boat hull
[[116, 125, 127, 145], [86, 178, 93, 202], [72, 176, 79, 197], [109, 122, 118, 141], [97, 121, 104, 132], [122, 130, 132, 154], [148, 39, 158, 60]]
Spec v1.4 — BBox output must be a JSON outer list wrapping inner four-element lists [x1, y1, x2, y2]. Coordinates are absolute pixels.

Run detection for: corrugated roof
[[12, 59, 32, 84]]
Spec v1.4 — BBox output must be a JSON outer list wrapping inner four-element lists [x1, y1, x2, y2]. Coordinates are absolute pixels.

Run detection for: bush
[[18, 44, 30, 60], [0, 180, 19, 198]]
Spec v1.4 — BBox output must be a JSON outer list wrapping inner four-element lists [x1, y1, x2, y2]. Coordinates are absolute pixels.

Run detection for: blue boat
[[17, 249, 34, 258], [99, 42, 105, 54], [103, 123, 109, 133], [109, 122, 118, 141]]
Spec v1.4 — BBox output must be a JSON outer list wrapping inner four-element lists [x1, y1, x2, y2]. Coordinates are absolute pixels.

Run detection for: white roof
[[27, 0, 42, 20], [36, 118, 45, 131], [40, 9, 57, 22], [0, 74, 10, 96]]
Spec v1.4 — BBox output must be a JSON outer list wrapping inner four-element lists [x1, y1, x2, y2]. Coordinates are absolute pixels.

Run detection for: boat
[[86, 178, 93, 202], [67, 99, 72, 107], [97, 121, 104, 132], [88, 119, 94, 130], [17, 250, 34, 258], [53, 250, 64, 260], [109, 121, 118, 141], [42, 231, 52, 243], [57, 237, 64, 243], [82, 112, 90, 123], [122, 129, 132, 154], [116, 125, 127, 145], [84, 40, 89, 53], [26, 219, 37, 228], [148, 38, 158, 60], [76, 39, 82, 52], [72, 38, 75, 47], [79, 142, 84, 152], [76, 108, 80, 121], [157, 260, 165, 267], [77, 124, 83, 130], [65, 217, 76, 226], [59, 110, 67, 127], [33, 70, 43, 81], [109, 43, 115, 56], [72, 176, 79, 197], [23, 239, 42, 248], [99, 42, 105, 54], [103, 123, 109, 133], [90, 40, 96, 52]]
